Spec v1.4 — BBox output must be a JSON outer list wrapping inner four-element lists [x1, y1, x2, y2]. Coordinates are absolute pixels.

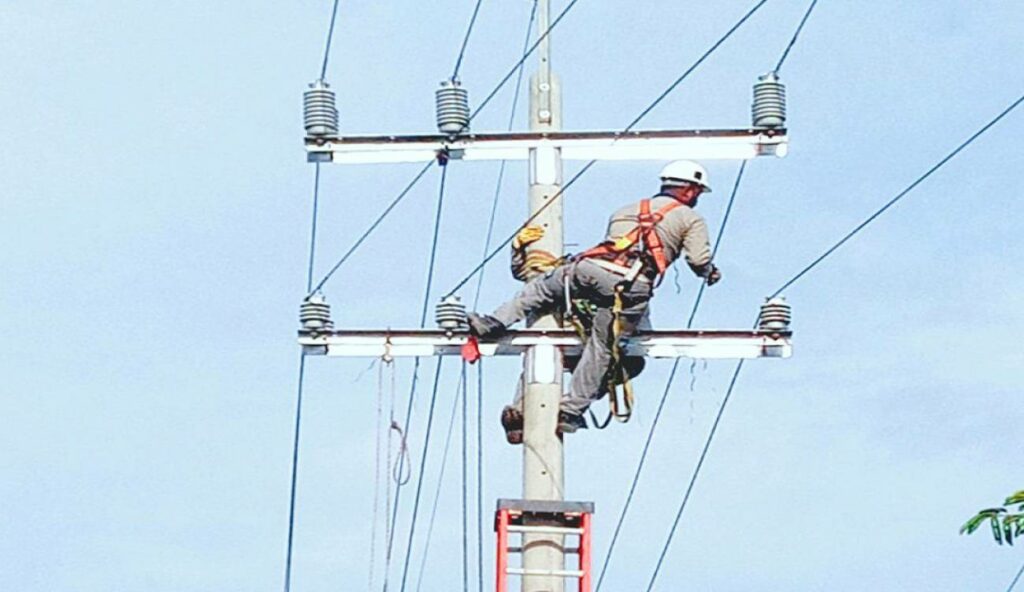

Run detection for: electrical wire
[[644, 358, 746, 592], [311, 162, 434, 295], [471, 0, 537, 310], [452, 0, 486, 80], [309, 0, 578, 296], [383, 165, 451, 592], [397, 358, 446, 592], [413, 368, 464, 592], [475, 364, 484, 592], [444, 0, 771, 297], [642, 90, 1024, 592], [460, 362, 470, 592], [594, 161, 747, 592], [1005, 560, 1024, 592], [319, 0, 342, 79], [770, 92, 1024, 299], [773, 0, 818, 73]]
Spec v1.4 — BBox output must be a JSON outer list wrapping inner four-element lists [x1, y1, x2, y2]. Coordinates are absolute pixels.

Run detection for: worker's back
[[604, 195, 712, 270]]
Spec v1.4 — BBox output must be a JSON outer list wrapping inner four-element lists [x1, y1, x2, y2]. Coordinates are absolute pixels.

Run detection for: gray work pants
[[493, 259, 653, 416]]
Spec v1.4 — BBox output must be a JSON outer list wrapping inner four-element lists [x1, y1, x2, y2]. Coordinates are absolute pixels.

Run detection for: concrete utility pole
[[521, 0, 565, 590]]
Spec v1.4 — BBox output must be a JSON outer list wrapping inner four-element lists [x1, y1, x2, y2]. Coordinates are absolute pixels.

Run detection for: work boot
[[556, 411, 587, 435], [500, 405, 523, 445], [467, 313, 507, 340]]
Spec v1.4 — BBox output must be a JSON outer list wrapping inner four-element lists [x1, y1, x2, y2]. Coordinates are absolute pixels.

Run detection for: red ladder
[[494, 499, 594, 592]]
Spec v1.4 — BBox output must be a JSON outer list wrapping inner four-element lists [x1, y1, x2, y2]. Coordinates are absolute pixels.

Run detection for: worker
[[499, 224, 648, 444], [470, 160, 722, 436]]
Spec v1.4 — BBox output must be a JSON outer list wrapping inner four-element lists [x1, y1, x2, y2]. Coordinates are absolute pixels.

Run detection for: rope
[[770, 92, 1024, 299], [319, 0, 342, 79], [370, 359, 387, 592], [452, 0, 486, 80], [383, 165, 451, 591], [774, 0, 819, 73], [444, 0, 771, 297], [594, 161, 746, 592]]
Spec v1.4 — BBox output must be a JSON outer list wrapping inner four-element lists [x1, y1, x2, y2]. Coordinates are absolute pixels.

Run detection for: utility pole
[[521, 1, 565, 591]]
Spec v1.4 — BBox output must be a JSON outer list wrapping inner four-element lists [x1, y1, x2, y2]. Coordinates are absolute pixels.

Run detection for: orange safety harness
[[577, 198, 683, 279]]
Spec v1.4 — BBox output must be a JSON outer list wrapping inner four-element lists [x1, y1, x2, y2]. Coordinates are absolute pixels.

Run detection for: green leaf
[[992, 517, 1005, 544], [1005, 490, 1024, 505], [963, 509, 1007, 535], [1005, 520, 1014, 545]]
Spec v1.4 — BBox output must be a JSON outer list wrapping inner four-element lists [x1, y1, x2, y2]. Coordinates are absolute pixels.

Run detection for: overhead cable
[[319, 0, 342, 79], [594, 162, 747, 592], [397, 359, 447, 592], [644, 358, 746, 592], [413, 368, 465, 592], [645, 92, 1024, 591], [771, 92, 1024, 298], [452, 0, 486, 80], [309, 0, 579, 296], [445, 0, 771, 297], [773, 0, 819, 73], [384, 165, 452, 591], [311, 162, 433, 295], [1005, 560, 1024, 592]]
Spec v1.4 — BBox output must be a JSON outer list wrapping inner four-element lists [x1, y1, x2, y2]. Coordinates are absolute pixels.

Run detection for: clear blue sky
[[2, 2, 1023, 591]]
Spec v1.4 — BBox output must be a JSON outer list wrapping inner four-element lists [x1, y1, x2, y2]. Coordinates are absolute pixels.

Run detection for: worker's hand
[[512, 225, 545, 249], [705, 265, 722, 286]]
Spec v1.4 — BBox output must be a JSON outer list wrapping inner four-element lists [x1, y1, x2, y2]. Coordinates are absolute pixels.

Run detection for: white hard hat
[[659, 160, 711, 192]]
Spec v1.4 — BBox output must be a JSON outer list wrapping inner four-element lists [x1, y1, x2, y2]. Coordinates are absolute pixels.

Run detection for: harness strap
[[577, 198, 683, 279]]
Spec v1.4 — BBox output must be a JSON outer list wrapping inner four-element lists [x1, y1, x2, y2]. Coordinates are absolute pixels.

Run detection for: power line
[[471, 0, 538, 310], [643, 90, 1024, 591], [397, 358, 447, 592], [384, 165, 452, 591], [770, 91, 1024, 298], [594, 161, 747, 592], [1005, 560, 1024, 592], [311, 162, 434, 295], [452, 0, 486, 80], [309, 0, 578, 297], [412, 368, 464, 592], [445, 0, 771, 297], [281, 355, 308, 592], [319, 0, 342, 79], [644, 358, 746, 592], [774, 0, 818, 73]]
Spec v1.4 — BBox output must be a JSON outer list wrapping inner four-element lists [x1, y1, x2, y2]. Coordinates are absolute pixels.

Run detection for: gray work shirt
[[604, 195, 713, 275]]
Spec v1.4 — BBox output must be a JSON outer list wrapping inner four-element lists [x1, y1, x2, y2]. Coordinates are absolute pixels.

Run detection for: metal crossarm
[[297, 328, 792, 359], [305, 128, 788, 164]]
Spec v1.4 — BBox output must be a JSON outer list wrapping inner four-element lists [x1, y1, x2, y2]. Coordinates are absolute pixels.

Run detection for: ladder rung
[[505, 546, 580, 554], [506, 568, 585, 578], [506, 525, 584, 535]]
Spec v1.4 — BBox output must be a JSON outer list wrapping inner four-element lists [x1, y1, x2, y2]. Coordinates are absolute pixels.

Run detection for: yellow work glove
[[512, 225, 545, 249]]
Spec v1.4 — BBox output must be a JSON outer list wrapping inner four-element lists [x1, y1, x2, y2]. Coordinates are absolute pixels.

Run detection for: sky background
[[2, 1, 1023, 591]]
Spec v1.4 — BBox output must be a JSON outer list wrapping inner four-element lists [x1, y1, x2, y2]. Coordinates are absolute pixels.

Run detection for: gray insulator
[[435, 295, 468, 330], [752, 72, 786, 128], [304, 79, 339, 137], [758, 297, 792, 332], [300, 294, 334, 331], [435, 79, 470, 136]]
